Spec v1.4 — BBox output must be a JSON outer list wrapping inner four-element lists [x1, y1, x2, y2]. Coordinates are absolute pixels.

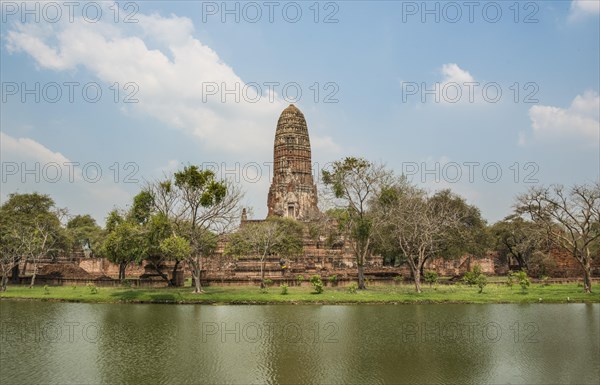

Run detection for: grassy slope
[[1, 283, 599, 304]]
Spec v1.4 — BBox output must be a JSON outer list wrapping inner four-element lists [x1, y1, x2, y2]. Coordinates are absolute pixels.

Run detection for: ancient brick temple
[[267, 104, 319, 220]]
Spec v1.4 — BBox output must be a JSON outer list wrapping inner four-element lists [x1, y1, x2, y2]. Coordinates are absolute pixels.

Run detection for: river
[[0, 301, 598, 384]]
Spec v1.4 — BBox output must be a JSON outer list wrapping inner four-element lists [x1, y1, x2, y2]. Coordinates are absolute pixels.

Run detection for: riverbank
[[1, 283, 599, 304]]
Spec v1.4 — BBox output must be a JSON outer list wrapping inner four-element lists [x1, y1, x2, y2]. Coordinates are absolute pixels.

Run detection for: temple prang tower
[[267, 104, 319, 221]]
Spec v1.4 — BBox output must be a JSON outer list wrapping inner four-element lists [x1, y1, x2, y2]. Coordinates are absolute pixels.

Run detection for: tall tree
[[101, 211, 146, 281], [226, 217, 303, 288], [142, 213, 178, 286], [516, 183, 600, 293], [429, 189, 489, 267], [374, 184, 465, 293], [142, 165, 243, 293], [66, 214, 103, 258], [0, 218, 24, 291], [489, 215, 548, 271], [0, 193, 68, 287], [322, 157, 393, 289]]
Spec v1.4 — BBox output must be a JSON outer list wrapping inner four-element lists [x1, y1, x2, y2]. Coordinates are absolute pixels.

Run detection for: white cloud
[[4, 3, 330, 157], [441, 63, 475, 84], [1, 132, 132, 224], [528, 91, 599, 146], [435, 63, 479, 105], [569, 0, 600, 21], [401, 63, 480, 105], [1, 132, 70, 165]]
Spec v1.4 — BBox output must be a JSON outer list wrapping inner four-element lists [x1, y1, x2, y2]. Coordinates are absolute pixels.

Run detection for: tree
[[129, 190, 154, 225], [322, 157, 393, 289], [160, 235, 191, 265], [175, 165, 243, 293], [143, 213, 178, 284], [226, 217, 303, 288], [429, 189, 489, 261], [0, 193, 68, 287], [101, 211, 146, 281], [0, 218, 24, 291], [66, 214, 103, 258], [141, 165, 243, 293], [516, 183, 600, 293], [489, 215, 547, 271], [374, 183, 465, 293], [390, 189, 489, 277]]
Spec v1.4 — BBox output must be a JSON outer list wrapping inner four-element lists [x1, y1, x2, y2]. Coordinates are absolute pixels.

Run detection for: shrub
[[463, 265, 482, 286], [280, 284, 288, 295], [463, 265, 487, 293], [393, 275, 403, 283], [263, 278, 273, 287], [328, 275, 338, 283], [515, 271, 530, 293], [347, 282, 358, 294], [540, 275, 550, 287], [476, 274, 487, 293], [86, 282, 98, 295], [71, 284, 77, 290], [310, 275, 324, 294], [424, 271, 439, 287], [43, 285, 50, 295], [296, 275, 305, 284]]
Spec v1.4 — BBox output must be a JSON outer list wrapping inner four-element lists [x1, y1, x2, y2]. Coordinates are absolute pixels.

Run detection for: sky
[[1, 0, 599, 226]]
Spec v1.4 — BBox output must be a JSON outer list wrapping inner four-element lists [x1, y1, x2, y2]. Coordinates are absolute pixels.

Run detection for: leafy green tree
[[429, 189, 489, 261], [173, 165, 242, 293], [143, 213, 177, 283], [322, 157, 393, 289], [129, 190, 154, 225], [160, 235, 191, 262], [0, 193, 69, 287], [101, 213, 146, 281], [0, 217, 24, 291], [66, 214, 103, 258], [138, 165, 243, 293], [489, 215, 547, 271], [226, 217, 303, 288], [105, 209, 124, 233]]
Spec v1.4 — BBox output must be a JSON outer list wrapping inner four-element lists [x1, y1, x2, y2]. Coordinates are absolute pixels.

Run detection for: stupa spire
[[267, 104, 318, 220]]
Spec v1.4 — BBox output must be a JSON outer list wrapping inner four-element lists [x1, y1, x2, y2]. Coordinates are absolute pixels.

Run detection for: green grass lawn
[[1, 283, 599, 304]]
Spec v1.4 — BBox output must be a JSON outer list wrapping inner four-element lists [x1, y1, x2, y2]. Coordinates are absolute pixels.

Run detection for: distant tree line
[[1, 159, 598, 293]]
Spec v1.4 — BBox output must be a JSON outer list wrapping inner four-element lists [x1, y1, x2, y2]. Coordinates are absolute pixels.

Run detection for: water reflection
[[1, 302, 598, 384]]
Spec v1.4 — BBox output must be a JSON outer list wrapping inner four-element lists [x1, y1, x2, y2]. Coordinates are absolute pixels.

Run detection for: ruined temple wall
[[78, 258, 148, 278]]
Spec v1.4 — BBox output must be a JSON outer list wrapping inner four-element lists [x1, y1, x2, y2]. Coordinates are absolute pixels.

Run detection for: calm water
[[0, 301, 598, 385]]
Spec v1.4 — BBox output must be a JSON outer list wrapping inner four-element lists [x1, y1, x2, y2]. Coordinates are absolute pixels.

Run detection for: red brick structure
[[267, 104, 319, 221]]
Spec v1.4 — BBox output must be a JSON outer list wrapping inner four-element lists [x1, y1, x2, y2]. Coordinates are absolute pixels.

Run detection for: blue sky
[[1, 0, 599, 225]]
